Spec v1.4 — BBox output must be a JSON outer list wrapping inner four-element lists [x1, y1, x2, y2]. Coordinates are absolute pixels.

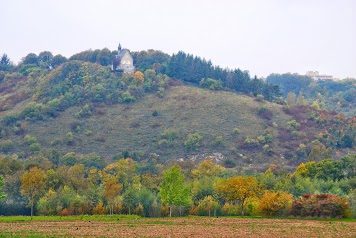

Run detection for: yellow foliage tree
[[103, 174, 123, 215], [216, 176, 260, 215], [191, 157, 225, 178], [258, 190, 293, 216], [20, 166, 47, 218]]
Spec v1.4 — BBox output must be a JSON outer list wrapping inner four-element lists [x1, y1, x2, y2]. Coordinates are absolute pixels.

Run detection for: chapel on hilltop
[[111, 44, 135, 73]]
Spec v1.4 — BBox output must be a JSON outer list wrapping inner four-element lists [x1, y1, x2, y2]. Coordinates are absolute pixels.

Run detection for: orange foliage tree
[[133, 71, 144, 83]]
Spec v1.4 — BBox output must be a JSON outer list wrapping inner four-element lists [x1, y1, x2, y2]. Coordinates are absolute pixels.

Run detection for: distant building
[[111, 44, 135, 73], [306, 71, 333, 81]]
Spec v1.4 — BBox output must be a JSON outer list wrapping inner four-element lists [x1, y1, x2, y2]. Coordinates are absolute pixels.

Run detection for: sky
[[1, 0, 355, 79]]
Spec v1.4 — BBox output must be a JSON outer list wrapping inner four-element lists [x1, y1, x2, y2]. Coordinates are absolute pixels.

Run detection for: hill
[[0, 55, 354, 171]]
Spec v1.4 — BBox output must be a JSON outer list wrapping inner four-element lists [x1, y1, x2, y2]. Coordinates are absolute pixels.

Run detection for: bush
[[184, 132, 203, 151], [0, 140, 14, 153], [286, 120, 301, 131], [291, 194, 350, 218], [257, 106, 272, 120], [75, 104, 94, 118], [199, 78, 223, 90], [232, 128, 241, 135], [160, 129, 178, 142]]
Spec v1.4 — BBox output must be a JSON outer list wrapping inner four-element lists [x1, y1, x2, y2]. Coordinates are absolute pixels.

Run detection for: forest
[[0, 48, 355, 218]]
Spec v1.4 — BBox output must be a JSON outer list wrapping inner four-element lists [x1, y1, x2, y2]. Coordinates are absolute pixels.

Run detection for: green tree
[[51, 54, 67, 68], [0, 175, 6, 202], [38, 51, 53, 69], [22, 53, 39, 65], [0, 53, 13, 71], [20, 167, 47, 218], [160, 165, 191, 217]]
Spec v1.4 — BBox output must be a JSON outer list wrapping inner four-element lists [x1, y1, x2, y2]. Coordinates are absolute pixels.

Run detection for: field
[[0, 216, 355, 238]]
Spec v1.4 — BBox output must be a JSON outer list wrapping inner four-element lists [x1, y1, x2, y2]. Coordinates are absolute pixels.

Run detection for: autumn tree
[[20, 167, 47, 218], [258, 190, 293, 216], [191, 158, 225, 179], [133, 71, 144, 83], [197, 195, 220, 216], [103, 175, 122, 215], [160, 165, 191, 217], [103, 158, 136, 190], [216, 176, 260, 215]]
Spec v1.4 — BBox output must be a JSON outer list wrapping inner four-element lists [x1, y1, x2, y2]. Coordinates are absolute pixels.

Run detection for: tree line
[[0, 155, 355, 218]]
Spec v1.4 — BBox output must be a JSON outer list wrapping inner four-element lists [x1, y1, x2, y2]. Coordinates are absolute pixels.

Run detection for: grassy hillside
[[4, 85, 290, 165], [0, 61, 354, 171]]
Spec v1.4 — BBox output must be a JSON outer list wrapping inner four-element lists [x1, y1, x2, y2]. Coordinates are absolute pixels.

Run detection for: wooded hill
[[0, 49, 354, 171]]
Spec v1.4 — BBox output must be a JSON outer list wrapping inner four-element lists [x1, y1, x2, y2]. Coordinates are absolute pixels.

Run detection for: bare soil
[[0, 217, 355, 237]]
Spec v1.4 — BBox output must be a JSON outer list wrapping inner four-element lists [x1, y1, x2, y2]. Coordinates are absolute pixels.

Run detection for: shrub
[[199, 78, 223, 90], [286, 120, 301, 131], [75, 104, 94, 118], [232, 128, 241, 135], [152, 110, 158, 117], [21, 102, 47, 121], [257, 106, 272, 120], [161, 129, 178, 142], [184, 132, 203, 151], [224, 159, 236, 168], [29, 143, 41, 152], [121, 91, 136, 103], [256, 94, 264, 101], [291, 193, 350, 218], [158, 139, 170, 148], [24, 134, 37, 145], [0, 140, 14, 153], [213, 136, 224, 146]]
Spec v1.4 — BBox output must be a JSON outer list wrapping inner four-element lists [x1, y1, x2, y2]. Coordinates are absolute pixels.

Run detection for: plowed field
[[0, 217, 355, 237]]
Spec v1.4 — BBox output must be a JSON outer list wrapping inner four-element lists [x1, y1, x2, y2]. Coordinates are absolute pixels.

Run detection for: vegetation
[[267, 73, 356, 116], [0, 48, 354, 221]]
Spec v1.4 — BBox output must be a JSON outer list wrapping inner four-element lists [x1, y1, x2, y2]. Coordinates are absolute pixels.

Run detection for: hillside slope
[[0, 60, 354, 171]]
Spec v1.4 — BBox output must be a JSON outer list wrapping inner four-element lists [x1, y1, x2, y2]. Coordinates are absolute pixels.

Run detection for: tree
[[38, 51, 53, 69], [22, 53, 39, 65], [197, 195, 219, 216], [51, 54, 67, 68], [20, 167, 47, 218], [216, 176, 260, 215], [296, 90, 306, 105], [0, 53, 13, 71], [0, 175, 6, 202], [103, 175, 122, 215], [123, 187, 138, 215], [133, 71, 144, 83], [160, 165, 191, 217], [286, 92, 296, 106], [191, 157, 225, 179], [258, 190, 293, 216]]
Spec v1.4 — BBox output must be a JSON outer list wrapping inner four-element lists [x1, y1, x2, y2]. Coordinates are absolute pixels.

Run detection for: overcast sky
[[1, 0, 355, 79]]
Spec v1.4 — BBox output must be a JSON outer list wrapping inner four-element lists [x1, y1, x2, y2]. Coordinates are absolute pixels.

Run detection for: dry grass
[[17, 86, 292, 164], [0, 217, 355, 238]]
